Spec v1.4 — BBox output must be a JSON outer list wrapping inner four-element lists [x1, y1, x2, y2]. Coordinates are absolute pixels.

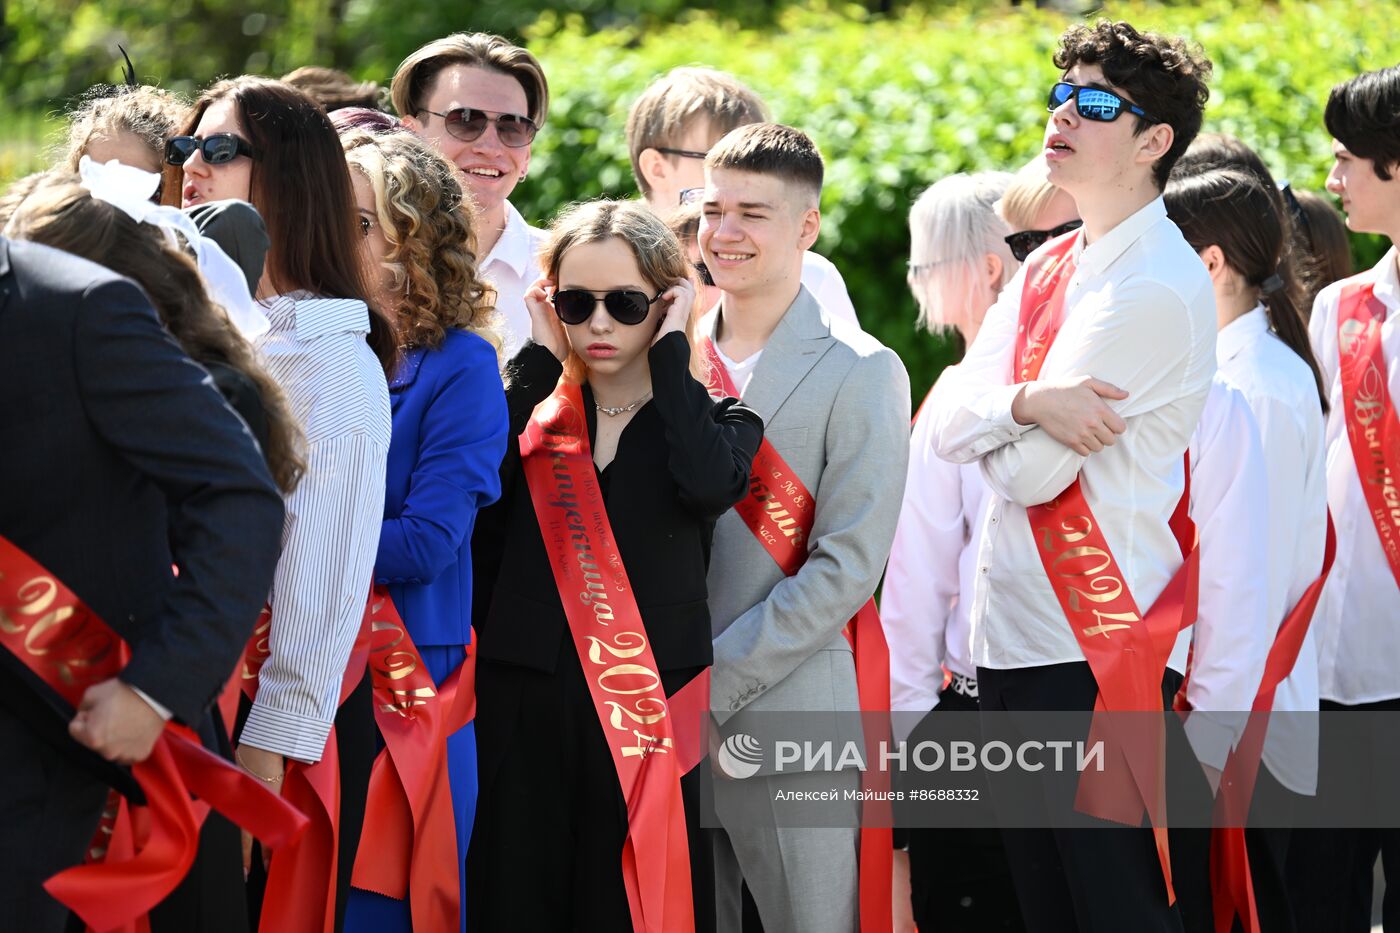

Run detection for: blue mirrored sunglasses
[[1047, 82, 1161, 125]]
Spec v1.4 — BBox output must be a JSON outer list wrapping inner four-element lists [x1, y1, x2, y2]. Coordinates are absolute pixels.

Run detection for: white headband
[[78, 156, 269, 338]]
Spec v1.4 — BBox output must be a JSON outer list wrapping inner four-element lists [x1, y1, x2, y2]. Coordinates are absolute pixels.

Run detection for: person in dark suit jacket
[[5, 171, 307, 931], [0, 235, 285, 932], [466, 201, 763, 932]]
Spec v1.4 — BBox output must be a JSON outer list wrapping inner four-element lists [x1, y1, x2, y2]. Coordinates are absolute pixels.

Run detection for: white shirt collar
[[1074, 196, 1169, 279], [260, 292, 369, 342], [1368, 246, 1400, 311], [482, 200, 533, 278], [1216, 303, 1269, 365]]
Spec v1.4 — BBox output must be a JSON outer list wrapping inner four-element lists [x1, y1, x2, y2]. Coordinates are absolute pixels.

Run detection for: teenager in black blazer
[[467, 201, 762, 932], [0, 236, 285, 932]]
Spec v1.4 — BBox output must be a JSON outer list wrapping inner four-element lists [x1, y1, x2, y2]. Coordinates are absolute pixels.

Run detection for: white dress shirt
[[927, 197, 1216, 671], [801, 250, 860, 329], [885, 370, 986, 740], [1309, 247, 1400, 705], [1217, 305, 1328, 793], [244, 294, 391, 763], [1182, 376, 1272, 771], [481, 200, 548, 360]]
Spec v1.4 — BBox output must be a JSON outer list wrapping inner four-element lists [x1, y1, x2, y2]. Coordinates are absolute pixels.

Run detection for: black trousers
[[977, 661, 1189, 933], [468, 646, 713, 932], [0, 703, 109, 933], [1239, 764, 1303, 933], [1287, 696, 1400, 933], [904, 686, 1026, 933]]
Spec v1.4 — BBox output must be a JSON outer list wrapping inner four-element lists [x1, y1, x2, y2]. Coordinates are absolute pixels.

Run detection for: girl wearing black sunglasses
[[466, 199, 762, 932], [169, 76, 395, 933]]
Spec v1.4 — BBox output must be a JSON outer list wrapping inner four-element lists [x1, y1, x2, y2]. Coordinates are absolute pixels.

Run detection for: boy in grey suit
[[697, 123, 910, 933]]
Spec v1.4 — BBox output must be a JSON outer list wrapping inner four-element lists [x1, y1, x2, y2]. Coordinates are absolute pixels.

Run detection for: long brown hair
[[1164, 168, 1328, 413], [165, 76, 397, 376], [10, 174, 306, 492]]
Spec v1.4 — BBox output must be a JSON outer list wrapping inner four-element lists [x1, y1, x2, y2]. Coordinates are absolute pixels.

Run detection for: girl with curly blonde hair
[[338, 128, 510, 933]]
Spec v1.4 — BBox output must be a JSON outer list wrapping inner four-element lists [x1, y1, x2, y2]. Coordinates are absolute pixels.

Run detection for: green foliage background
[[1, 0, 1393, 398]]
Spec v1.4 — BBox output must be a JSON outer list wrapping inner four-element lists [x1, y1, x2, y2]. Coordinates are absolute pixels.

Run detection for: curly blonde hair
[[62, 85, 190, 173], [341, 130, 504, 364]]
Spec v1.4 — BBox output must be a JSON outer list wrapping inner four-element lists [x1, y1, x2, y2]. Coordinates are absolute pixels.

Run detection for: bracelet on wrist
[[235, 748, 285, 784]]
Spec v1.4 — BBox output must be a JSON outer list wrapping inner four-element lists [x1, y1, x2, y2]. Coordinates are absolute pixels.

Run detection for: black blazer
[[0, 237, 285, 744], [472, 332, 762, 675]]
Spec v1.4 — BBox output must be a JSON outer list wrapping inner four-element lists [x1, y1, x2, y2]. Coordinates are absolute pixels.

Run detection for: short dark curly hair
[[1054, 20, 1213, 191], [1325, 65, 1400, 181]]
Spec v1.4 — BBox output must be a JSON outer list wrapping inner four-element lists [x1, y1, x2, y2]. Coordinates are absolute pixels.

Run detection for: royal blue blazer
[[375, 329, 508, 647]]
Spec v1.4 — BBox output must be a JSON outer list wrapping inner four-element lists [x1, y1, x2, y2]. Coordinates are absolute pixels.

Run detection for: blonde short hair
[[342, 130, 505, 367], [625, 67, 769, 197], [539, 200, 705, 384], [997, 155, 1064, 232], [391, 33, 549, 126]]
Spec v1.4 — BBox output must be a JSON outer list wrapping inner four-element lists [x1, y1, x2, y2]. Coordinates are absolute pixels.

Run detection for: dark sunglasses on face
[[164, 134, 256, 166], [1047, 82, 1162, 126], [552, 289, 662, 326], [421, 107, 538, 148], [1005, 219, 1083, 262]]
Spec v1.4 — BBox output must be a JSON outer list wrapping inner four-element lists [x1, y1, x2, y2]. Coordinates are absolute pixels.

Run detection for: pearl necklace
[[595, 392, 652, 417]]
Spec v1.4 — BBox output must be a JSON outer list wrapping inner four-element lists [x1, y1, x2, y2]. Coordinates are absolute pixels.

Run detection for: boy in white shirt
[[926, 20, 1214, 932], [1288, 63, 1400, 933]]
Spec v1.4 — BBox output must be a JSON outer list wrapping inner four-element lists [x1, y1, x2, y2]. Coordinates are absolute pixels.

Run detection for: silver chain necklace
[[595, 392, 652, 417]]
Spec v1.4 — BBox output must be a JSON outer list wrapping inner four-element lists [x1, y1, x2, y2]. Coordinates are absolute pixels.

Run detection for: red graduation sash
[[1337, 280, 1400, 590], [520, 377, 707, 933], [702, 339, 895, 933], [1014, 232, 1200, 903], [239, 597, 373, 933], [349, 587, 477, 931], [0, 535, 307, 933], [1209, 515, 1335, 933]]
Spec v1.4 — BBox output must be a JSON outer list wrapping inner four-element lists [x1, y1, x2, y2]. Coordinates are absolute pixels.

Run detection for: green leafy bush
[[2, 0, 1392, 396], [513, 0, 1397, 398]]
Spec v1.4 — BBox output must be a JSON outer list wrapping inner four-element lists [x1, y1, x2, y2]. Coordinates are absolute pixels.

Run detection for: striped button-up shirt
[[241, 294, 390, 763]]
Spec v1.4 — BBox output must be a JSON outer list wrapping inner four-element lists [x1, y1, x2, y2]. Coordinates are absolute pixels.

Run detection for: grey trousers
[[712, 768, 860, 933]]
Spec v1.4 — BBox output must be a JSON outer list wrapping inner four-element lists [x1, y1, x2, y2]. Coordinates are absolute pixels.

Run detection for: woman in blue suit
[[340, 127, 508, 932]]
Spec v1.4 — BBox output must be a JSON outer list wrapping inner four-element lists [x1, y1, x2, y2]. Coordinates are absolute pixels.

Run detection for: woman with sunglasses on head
[[883, 171, 1026, 933], [392, 32, 550, 357], [336, 128, 508, 933], [166, 76, 394, 932], [1165, 167, 1330, 933], [466, 199, 762, 932]]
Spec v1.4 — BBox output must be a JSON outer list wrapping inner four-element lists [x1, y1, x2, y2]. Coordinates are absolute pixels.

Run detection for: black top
[[472, 332, 763, 674], [205, 360, 271, 452]]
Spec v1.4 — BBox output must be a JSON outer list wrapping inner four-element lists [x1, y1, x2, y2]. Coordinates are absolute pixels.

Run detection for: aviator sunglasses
[[1005, 220, 1083, 262], [420, 107, 538, 148], [1047, 82, 1162, 125], [552, 289, 663, 326], [164, 133, 257, 166]]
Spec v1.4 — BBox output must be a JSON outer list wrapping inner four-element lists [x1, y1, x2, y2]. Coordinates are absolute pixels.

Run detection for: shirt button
[[991, 517, 998, 524], [980, 567, 989, 575]]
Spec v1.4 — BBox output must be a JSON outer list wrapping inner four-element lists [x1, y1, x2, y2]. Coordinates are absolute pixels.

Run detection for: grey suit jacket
[[705, 287, 910, 745]]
